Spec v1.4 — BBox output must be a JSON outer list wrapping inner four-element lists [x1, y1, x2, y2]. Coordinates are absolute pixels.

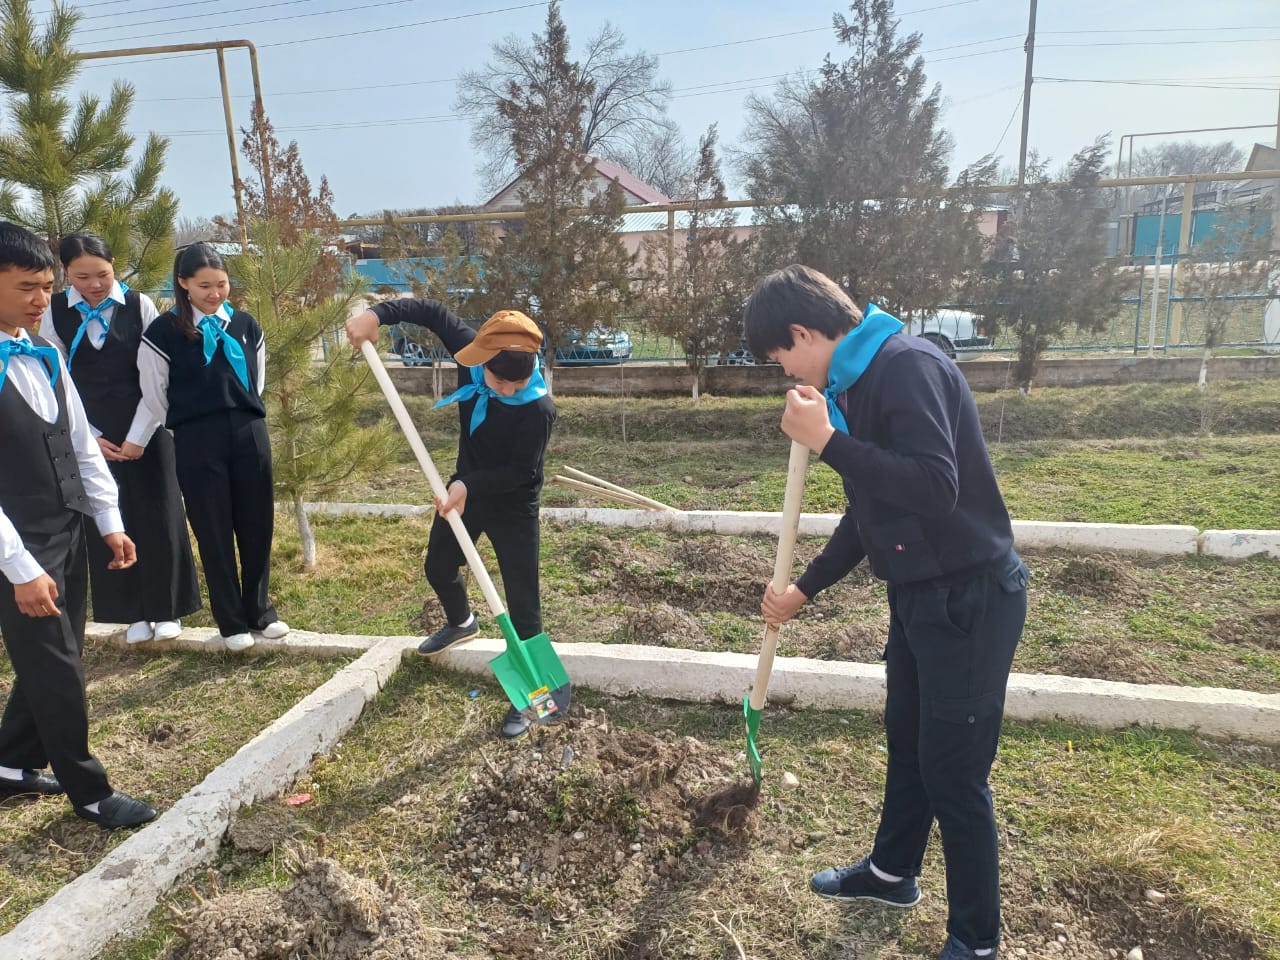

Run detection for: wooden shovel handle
[[748, 440, 809, 711], [360, 340, 507, 619]]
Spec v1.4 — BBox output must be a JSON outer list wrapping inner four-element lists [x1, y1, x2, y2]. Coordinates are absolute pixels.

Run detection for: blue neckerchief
[[824, 303, 904, 434], [197, 303, 250, 392], [434, 355, 548, 434], [0, 336, 60, 394], [67, 281, 130, 369]]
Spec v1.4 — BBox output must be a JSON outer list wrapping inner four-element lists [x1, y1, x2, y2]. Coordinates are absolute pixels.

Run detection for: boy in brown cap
[[346, 301, 555, 738]]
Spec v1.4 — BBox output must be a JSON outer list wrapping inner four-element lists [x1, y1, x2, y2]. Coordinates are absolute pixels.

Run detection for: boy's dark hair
[[59, 231, 113, 268], [743, 264, 862, 357], [485, 348, 536, 382], [172, 243, 228, 341], [0, 221, 56, 273]]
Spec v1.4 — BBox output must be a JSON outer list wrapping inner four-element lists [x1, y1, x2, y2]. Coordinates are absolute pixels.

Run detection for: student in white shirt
[[0, 221, 155, 829], [41, 232, 200, 645], [134, 243, 287, 652]]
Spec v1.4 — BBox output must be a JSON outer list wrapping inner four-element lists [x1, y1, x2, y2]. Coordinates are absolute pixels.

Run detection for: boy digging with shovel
[[746, 265, 1028, 960], [345, 301, 555, 739]]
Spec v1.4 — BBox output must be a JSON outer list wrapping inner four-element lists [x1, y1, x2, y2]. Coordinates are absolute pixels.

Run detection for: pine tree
[[740, 0, 994, 315], [0, 0, 176, 292], [475, 1, 635, 391], [967, 140, 1126, 393], [231, 220, 396, 570], [642, 126, 752, 401]]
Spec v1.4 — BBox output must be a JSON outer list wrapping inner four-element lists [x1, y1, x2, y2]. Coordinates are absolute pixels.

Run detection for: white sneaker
[[153, 620, 183, 641], [125, 621, 154, 644], [257, 620, 290, 640], [223, 632, 255, 652]]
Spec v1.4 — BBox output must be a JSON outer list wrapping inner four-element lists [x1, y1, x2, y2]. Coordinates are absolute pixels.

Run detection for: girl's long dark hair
[[172, 243, 227, 341], [58, 231, 113, 269]]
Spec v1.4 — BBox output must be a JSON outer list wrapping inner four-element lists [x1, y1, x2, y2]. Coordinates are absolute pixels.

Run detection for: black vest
[[141, 309, 266, 429], [49, 290, 145, 444], [0, 335, 92, 538]]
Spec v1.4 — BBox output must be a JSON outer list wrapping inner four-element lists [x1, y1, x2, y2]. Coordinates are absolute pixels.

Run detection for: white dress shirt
[[0, 329, 124, 586], [40, 282, 161, 443], [134, 303, 267, 448]]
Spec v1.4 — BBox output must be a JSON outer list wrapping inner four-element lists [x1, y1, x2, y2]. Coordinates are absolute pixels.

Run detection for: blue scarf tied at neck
[[67, 282, 130, 369], [198, 303, 250, 392], [824, 302, 904, 434], [0, 337, 61, 393], [434, 356, 548, 434]]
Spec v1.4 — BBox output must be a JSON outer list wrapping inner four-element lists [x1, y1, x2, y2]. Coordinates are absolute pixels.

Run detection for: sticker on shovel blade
[[528, 686, 559, 720]]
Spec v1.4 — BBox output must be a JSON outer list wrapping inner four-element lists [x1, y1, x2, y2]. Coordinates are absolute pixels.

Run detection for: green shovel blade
[[489, 612, 572, 724], [744, 695, 763, 786]]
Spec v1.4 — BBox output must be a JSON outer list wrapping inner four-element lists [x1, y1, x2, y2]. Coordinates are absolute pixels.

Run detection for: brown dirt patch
[[1049, 633, 1179, 685], [607, 537, 772, 615], [808, 621, 887, 663], [1212, 606, 1280, 650], [165, 856, 445, 960], [617, 602, 710, 648], [441, 706, 756, 921], [226, 803, 303, 854], [996, 871, 1262, 960], [1052, 555, 1149, 604]]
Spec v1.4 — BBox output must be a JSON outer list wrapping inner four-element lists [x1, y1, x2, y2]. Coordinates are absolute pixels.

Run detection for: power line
[[1037, 75, 1280, 92], [991, 92, 1023, 156], [72, 0, 320, 28]]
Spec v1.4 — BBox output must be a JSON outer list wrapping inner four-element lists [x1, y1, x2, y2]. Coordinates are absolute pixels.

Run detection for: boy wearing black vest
[[345, 302, 555, 739], [0, 221, 156, 830], [745, 266, 1028, 960]]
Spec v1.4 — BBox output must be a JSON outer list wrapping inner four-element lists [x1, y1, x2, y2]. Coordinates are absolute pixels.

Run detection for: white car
[[903, 309, 991, 359]]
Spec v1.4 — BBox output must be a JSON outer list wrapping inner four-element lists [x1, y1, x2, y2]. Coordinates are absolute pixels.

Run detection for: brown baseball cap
[[454, 310, 544, 367]]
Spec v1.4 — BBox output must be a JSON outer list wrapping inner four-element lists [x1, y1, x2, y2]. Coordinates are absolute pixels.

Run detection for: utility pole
[[1017, 0, 1038, 186]]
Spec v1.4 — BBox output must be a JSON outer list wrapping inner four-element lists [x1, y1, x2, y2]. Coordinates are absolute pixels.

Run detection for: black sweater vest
[[48, 290, 145, 444], [141, 309, 266, 429], [0, 336, 92, 538]]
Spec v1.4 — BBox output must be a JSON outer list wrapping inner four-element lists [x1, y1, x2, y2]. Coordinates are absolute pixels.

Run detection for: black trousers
[[424, 506, 542, 641], [0, 516, 113, 807], [870, 549, 1028, 952], [173, 411, 277, 637]]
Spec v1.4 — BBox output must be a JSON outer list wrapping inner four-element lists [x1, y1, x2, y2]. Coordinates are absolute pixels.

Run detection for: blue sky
[[52, 0, 1280, 221]]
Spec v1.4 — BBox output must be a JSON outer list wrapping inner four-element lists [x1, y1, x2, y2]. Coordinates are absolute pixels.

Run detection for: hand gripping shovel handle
[[745, 440, 809, 785], [749, 440, 810, 710], [360, 341, 506, 620]]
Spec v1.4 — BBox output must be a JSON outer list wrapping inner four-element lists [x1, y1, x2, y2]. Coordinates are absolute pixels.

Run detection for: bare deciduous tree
[[457, 16, 674, 192]]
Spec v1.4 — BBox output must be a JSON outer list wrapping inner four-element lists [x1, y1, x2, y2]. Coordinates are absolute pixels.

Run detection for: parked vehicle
[[389, 324, 450, 367], [902, 309, 991, 359], [554, 327, 633, 366]]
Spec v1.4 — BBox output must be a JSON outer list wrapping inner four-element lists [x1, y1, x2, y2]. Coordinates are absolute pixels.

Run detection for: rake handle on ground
[[747, 440, 809, 712], [360, 340, 507, 620], [560, 466, 678, 512]]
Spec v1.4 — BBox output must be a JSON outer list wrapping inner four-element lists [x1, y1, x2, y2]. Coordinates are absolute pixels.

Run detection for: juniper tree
[[231, 220, 395, 570], [642, 126, 752, 401], [740, 0, 994, 316], [0, 0, 176, 292]]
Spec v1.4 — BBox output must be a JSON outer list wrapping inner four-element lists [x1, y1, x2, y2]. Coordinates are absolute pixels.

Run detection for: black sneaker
[[500, 705, 531, 739], [417, 618, 479, 656], [0, 769, 62, 796], [937, 935, 995, 959], [809, 856, 922, 906]]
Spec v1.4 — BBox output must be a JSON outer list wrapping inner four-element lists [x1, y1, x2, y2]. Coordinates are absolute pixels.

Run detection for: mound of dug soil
[[442, 706, 757, 920], [166, 857, 443, 960], [618, 602, 710, 647], [1212, 606, 1280, 650], [1052, 555, 1149, 604]]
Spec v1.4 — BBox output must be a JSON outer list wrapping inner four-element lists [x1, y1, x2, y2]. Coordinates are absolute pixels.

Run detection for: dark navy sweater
[[795, 333, 1013, 595]]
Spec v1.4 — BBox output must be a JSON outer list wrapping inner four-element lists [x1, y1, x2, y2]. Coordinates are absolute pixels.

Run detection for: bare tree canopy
[[456, 16, 677, 192], [1127, 139, 1247, 205]]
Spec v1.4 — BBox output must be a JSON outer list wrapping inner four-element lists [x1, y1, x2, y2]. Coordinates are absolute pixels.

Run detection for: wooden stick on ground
[[552, 475, 670, 512], [560, 466, 678, 512]]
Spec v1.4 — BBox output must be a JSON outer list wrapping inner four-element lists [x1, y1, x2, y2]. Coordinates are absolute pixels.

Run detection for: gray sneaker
[[417, 618, 479, 656], [809, 856, 922, 906]]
